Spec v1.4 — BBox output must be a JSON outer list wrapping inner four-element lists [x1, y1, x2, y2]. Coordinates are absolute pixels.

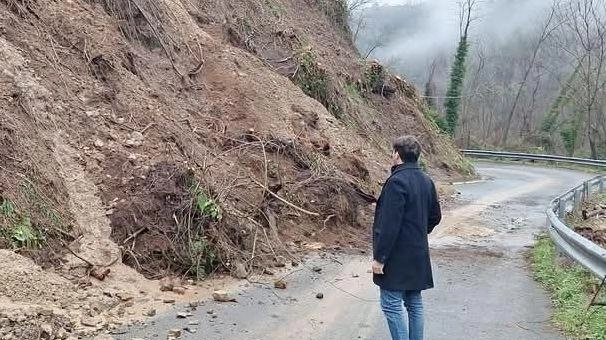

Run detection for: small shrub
[[191, 187, 222, 222], [293, 48, 344, 118], [11, 216, 42, 249], [189, 236, 219, 279], [361, 62, 386, 94]]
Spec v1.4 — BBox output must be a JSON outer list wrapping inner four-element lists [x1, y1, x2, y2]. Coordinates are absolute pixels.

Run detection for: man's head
[[392, 135, 421, 165]]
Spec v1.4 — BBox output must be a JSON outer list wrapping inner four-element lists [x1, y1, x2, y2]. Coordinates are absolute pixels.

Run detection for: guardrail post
[[558, 198, 566, 219], [574, 188, 583, 213], [583, 181, 590, 201]]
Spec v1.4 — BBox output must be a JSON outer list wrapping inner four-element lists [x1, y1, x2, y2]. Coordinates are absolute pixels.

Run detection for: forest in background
[[353, 0, 606, 159]]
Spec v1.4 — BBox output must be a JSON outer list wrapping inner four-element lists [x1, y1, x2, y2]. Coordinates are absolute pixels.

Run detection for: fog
[[359, 0, 555, 85]]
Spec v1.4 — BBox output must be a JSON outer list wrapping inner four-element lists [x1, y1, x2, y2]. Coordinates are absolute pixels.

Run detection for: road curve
[[114, 163, 593, 340]]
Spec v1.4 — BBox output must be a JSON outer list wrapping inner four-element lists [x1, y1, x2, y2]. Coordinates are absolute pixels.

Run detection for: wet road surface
[[115, 163, 593, 340]]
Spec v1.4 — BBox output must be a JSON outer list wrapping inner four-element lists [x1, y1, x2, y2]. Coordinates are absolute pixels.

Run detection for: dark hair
[[393, 135, 421, 163]]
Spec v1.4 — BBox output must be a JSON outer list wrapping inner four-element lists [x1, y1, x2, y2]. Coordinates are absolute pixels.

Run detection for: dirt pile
[[569, 194, 606, 247], [0, 0, 471, 337]]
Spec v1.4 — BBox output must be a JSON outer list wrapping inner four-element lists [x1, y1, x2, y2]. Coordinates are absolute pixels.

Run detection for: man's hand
[[372, 260, 385, 275]]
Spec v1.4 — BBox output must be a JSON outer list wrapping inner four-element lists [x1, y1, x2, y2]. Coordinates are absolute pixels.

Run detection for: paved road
[[115, 163, 593, 340]]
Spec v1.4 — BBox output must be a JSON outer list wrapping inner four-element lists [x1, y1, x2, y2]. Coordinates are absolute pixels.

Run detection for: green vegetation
[[532, 237, 606, 339], [293, 47, 344, 118], [188, 235, 219, 280], [422, 107, 447, 132], [315, 0, 350, 33], [344, 81, 362, 101], [444, 36, 469, 136], [190, 185, 222, 222], [0, 197, 43, 249], [361, 62, 386, 94]]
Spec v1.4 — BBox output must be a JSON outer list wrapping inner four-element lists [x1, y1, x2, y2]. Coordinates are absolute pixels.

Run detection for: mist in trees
[[354, 0, 606, 159]]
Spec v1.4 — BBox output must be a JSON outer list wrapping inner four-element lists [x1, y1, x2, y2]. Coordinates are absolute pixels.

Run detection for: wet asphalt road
[[114, 162, 594, 340]]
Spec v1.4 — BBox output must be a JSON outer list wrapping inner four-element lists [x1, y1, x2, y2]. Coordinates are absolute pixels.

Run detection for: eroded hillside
[[0, 0, 471, 337]]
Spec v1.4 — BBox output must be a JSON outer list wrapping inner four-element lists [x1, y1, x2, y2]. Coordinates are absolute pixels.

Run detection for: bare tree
[[554, 0, 606, 158], [500, 4, 560, 146]]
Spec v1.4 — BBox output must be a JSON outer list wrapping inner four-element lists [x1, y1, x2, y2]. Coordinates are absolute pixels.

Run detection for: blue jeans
[[380, 289, 424, 340]]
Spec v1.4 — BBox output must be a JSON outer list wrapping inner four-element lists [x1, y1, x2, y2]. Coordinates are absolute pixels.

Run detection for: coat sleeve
[[373, 178, 407, 264], [427, 181, 442, 234]]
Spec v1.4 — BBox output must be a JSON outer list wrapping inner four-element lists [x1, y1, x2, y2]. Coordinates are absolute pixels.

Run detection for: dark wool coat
[[373, 162, 442, 291]]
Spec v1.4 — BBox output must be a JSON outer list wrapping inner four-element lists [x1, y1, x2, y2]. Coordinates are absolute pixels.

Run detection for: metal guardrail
[[462, 150, 606, 167], [548, 176, 606, 279], [463, 149, 606, 279]]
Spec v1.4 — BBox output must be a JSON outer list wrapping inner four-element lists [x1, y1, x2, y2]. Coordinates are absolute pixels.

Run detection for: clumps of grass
[[293, 47, 344, 118], [0, 197, 44, 249], [532, 236, 606, 339]]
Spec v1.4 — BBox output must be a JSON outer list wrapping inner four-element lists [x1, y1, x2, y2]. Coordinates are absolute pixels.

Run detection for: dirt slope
[[0, 0, 470, 338]]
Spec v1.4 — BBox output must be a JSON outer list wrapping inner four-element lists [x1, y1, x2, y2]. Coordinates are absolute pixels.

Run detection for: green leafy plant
[[193, 189, 222, 222], [189, 236, 219, 279], [11, 216, 42, 249], [444, 36, 469, 136]]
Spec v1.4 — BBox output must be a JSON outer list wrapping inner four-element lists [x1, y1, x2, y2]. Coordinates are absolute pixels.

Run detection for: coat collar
[[391, 162, 420, 174]]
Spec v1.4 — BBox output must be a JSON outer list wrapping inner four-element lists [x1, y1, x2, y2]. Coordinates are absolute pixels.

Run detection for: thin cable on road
[[325, 281, 379, 303]]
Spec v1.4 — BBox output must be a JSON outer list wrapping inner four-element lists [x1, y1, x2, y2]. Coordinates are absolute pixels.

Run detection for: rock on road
[[115, 163, 593, 340]]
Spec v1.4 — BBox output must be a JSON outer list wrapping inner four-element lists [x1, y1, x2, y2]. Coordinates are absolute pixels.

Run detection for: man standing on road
[[372, 135, 442, 340]]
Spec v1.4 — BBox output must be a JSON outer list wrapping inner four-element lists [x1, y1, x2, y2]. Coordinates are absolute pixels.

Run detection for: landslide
[[0, 0, 471, 337]]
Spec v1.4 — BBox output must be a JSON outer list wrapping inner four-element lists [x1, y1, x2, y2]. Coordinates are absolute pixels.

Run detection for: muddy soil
[[115, 162, 593, 340]]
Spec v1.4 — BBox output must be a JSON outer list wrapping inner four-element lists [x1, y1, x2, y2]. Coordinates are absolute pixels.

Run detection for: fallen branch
[[249, 177, 320, 217]]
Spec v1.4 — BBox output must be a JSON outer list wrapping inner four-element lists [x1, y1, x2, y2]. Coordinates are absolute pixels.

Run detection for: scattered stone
[[90, 267, 110, 281], [163, 298, 176, 304], [212, 290, 236, 302], [188, 301, 199, 309], [206, 310, 215, 315], [172, 286, 186, 295], [80, 316, 99, 327], [116, 292, 133, 302], [144, 309, 156, 317], [274, 280, 287, 289], [291, 260, 299, 267], [167, 329, 182, 338], [188, 320, 200, 326], [352, 273, 360, 278], [160, 277, 175, 292], [312, 266, 322, 273], [211, 314, 218, 319], [303, 242, 324, 250], [176, 312, 189, 319], [263, 268, 275, 275], [184, 327, 197, 334], [316, 292, 324, 299], [94, 139, 105, 148], [234, 262, 248, 279], [40, 323, 53, 337], [125, 131, 144, 147]]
